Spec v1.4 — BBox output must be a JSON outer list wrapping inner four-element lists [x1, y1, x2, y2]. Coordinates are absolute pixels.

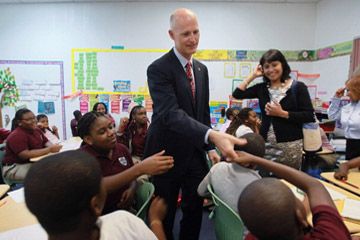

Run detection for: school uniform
[[2, 127, 48, 181], [81, 143, 134, 214], [245, 205, 351, 240]]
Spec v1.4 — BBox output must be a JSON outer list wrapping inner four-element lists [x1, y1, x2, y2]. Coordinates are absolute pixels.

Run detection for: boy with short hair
[[235, 151, 351, 240], [24, 150, 166, 240], [197, 133, 264, 212]]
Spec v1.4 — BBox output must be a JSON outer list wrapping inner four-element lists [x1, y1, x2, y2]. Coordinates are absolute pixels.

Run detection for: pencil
[[340, 179, 359, 189]]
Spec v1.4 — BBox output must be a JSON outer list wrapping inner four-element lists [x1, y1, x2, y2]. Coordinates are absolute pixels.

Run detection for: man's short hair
[[234, 133, 265, 157], [24, 150, 102, 235]]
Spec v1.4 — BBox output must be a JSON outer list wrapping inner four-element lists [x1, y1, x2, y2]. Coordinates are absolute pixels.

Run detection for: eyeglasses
[[21, 117, 36, 122]]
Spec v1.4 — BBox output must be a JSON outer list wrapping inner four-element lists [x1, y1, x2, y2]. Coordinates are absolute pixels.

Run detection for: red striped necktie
[[186, 61, 195, 100]]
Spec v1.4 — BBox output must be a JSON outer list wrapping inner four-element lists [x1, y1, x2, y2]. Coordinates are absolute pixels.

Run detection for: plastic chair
[[207, 184, 245, 240], [134, 181, 155, 221]]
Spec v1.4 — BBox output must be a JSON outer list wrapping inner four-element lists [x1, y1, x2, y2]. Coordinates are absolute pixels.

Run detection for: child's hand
[[334, 163, 349, 180], [118, 117, 129, 133], [52, 125, 58, 133], [139, 150, 174, 175], [49, 144, 62, 153]]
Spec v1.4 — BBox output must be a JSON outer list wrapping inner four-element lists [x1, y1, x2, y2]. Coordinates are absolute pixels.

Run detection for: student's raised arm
[[233, 152, 335, 209], [103, 150, 174, 193]]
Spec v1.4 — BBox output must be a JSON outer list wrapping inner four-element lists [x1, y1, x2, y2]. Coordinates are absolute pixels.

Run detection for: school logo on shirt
[[118, 157, 128, 166]]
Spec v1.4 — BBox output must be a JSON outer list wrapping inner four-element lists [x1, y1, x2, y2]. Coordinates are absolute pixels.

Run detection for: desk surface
[[321, 171, 360, 196], [0, 184, 10, 198], [284, 179, 360, 233], [0, 196, 38, 232], [30, 137, 82, 162]]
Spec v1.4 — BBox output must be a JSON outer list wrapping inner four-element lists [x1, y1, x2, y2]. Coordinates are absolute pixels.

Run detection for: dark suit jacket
[[144, 49, 213, 176]]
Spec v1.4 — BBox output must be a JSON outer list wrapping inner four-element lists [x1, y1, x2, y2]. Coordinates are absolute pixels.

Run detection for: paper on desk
[[7, 187, 25, 203], [341, 198, 360, 221], [291, 188, 305, 201], [0, 224, 46, 240], [324, 186, 347, 200]]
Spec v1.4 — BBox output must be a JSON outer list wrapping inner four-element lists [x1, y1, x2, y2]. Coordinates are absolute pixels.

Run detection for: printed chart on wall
[[72, 49, 168, 95], [71, 49, 259, 126], [0, 60, 66, 139]]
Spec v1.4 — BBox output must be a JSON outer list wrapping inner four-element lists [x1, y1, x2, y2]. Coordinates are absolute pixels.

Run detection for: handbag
[[302, 119, 322, 153], [291, 81, 322, 153]]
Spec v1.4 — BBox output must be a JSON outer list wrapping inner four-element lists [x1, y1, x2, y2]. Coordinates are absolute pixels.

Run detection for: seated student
[[24, 150, 167, 240], [235, 151, 351, 240], [226, 108, 261, 138], [117, 105, 149, 161], [219, 107, 239, 133], [70, 110, 82, 137], [0, 128, 10, 145], [197, 133, 264, 212], [93, 102, 116, 127], [2, 108, 62, 182], [36, 114, 60, 144], [77, 111, 174, 214], [334, 156, 360, 180]]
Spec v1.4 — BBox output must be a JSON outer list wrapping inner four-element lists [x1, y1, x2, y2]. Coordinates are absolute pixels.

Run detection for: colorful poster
[[80, 101, 89, 113], [145, 96, 153, 112], [110, 94, 121, 114], [121, 95, 132, 112], [113, 80, 131, 92], [111, 100, 120, 114], [38, 101, 55, 114], [209, 101, 227, 125], [89, 94, 98, 110]]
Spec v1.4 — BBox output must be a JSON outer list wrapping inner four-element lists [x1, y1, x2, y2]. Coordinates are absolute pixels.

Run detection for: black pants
[[346, 138, 360, 160], [153, 157, 208, 240]]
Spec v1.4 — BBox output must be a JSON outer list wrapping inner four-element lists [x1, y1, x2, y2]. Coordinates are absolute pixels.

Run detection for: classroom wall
[[313, 0, 360, 101], [0, 1, 344, 138], [0, 1, 317, 137]]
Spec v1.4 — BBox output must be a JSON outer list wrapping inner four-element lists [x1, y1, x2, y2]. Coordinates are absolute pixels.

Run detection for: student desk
[[284, 179, 360, 233], [321, 171, 360, 196], [0, 196, 38, 233], [0, 184, 10, 198], [30, 137, 82, 162]]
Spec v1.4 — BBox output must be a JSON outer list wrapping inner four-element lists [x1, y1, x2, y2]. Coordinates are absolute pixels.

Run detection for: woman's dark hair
[[260, 49, 291, 84], [92, 102, 108, 114], [77, 111, 106, 139], [11, 108, 32, 131], [226, 108, 254, 136]]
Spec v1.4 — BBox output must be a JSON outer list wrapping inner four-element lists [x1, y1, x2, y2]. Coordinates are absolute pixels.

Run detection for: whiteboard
[[0, 60, 66, 140]]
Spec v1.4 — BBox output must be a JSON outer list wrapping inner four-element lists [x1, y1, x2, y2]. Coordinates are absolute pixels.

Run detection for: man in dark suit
[[144, 8, 245, 240]]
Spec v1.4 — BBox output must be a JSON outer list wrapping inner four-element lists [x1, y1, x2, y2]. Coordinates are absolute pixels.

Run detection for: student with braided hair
[[77, 111, 174, 214], [117, 105, 148, 161]]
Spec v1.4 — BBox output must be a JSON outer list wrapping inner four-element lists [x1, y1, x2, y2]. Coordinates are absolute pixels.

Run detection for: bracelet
[[150, 220, 162, 226]]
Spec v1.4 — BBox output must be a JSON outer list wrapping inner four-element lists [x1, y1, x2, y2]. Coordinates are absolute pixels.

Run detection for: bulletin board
[[0, 60, 66, 139], [71, 49, 261, 126]]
